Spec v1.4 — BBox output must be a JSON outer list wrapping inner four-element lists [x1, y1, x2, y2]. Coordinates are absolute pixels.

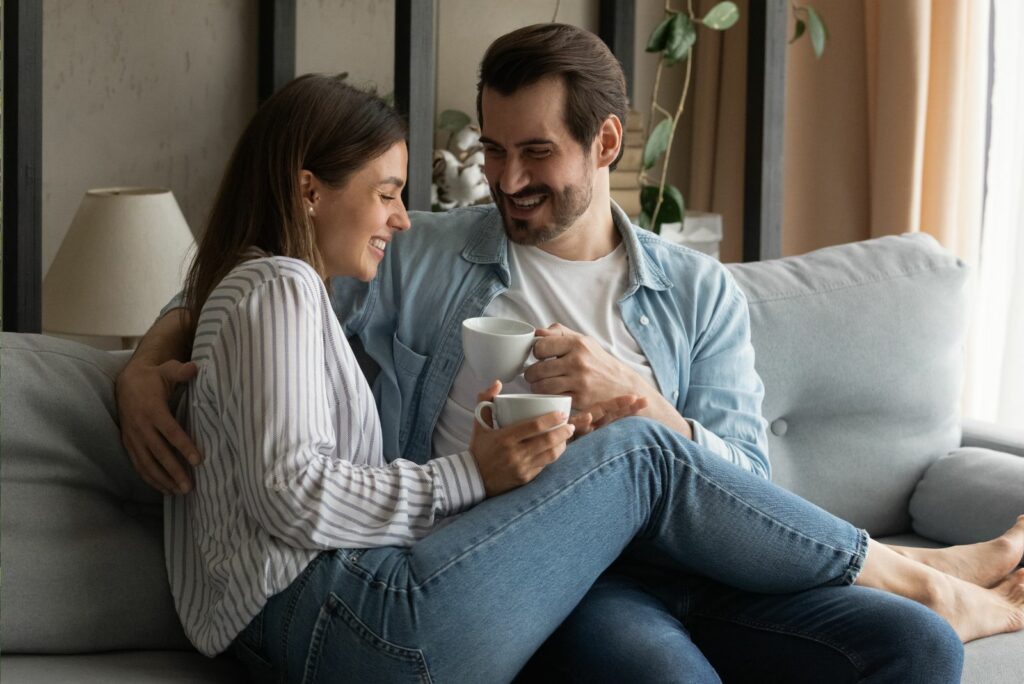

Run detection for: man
[[119, 23, 962, 682]]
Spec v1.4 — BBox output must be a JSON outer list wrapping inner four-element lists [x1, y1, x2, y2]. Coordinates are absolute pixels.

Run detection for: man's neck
[[536, 188, 620, 262]]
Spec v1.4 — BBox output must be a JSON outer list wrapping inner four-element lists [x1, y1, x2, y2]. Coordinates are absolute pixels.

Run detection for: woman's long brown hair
[[183, 74, 406, 336]]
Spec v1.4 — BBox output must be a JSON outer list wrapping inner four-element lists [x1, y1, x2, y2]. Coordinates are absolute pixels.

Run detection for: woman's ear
[[594, 115, 624, 170], [298, 169, 317, 202]]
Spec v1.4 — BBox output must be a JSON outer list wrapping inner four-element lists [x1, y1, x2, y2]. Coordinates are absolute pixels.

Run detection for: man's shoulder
[[633, 227, 736, 294], [403, 205, 499, 245]]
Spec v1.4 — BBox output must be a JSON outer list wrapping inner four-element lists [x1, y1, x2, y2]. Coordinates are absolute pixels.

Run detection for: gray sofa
[[2, 232, 1023, 682]]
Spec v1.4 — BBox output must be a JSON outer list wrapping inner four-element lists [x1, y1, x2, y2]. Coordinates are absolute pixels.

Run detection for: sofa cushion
[[1, 651, 245, 683], [910, 447, 1024, 544], [727, 233, 967, 536], [0, 333, 191, 653]]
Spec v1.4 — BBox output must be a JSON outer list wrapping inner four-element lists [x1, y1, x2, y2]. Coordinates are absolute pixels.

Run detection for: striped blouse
[[164, 256, 486, 656]]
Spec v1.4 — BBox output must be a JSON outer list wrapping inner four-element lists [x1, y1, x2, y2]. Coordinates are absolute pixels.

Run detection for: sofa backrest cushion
[[727, 233, 967, 536], [0, 333, 191, 653]]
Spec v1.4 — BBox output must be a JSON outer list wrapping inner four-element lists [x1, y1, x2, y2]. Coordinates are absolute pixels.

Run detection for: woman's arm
[[215, 270, 486, 549]]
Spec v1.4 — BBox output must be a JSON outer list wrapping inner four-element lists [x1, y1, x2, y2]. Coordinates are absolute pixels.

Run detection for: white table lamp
[[43, 187, 197, 348]]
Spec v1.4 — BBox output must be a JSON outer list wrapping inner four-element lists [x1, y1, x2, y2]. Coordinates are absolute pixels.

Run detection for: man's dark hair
[[476, 23, 628, 169]]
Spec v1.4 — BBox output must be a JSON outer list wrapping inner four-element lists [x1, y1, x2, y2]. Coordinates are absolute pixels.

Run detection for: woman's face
[[309, 142, 411, 281]]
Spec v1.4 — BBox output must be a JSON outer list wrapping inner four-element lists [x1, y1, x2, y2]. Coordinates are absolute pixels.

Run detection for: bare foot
[[891, 515, 1024, 588], [927, 568, 1024, 643]]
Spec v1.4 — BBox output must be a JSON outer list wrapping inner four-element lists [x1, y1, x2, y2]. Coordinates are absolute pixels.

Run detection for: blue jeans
[[230, 418, 955, 683], [519, 566, 963, 683]]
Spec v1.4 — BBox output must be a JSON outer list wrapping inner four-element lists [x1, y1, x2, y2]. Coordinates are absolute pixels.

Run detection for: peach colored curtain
[[863, 0, 989, 267], [687, 0, 989, 263]]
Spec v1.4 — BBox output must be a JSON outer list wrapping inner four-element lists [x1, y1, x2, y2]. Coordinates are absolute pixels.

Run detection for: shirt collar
[[460, 202, 673, 293]]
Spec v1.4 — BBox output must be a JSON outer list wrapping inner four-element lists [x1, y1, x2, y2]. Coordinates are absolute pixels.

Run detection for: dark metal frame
[[258, 0, 296, 103], [394, 0, 436, 212], [599, 0, 636, 104], [2, 0, 43, 332], [0, 2, 784, 328], [742, 0, 786, 262]]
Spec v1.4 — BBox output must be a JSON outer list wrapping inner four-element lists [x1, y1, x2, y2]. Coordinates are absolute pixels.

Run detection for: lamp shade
[[43, 187, 197, 338]]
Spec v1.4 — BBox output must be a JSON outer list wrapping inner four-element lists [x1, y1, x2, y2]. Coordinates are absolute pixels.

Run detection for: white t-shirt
[[432, 240, 658, 458]]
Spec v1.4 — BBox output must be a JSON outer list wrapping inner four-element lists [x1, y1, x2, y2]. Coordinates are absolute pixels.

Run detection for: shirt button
[[671, 390, 679, 400], [639, 315, 650, 326]]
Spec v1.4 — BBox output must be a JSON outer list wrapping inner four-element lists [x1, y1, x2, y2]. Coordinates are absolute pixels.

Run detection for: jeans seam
[[691, 609, 869, 673], [409, 445, 653, 590], [281, 553, 328, 669], [302, 592, 433, 684]]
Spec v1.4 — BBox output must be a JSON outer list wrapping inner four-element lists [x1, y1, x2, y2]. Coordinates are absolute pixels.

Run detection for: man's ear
[[594, 115, 624, 170]]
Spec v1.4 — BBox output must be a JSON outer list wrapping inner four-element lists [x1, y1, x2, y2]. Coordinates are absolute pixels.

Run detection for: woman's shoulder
[[213, 255, 325, 305]]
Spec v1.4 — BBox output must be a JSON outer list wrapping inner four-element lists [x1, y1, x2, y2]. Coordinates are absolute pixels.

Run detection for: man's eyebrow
[[479, 136, 555, 148]]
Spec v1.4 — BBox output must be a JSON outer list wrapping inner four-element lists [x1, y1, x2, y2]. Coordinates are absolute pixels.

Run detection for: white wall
[[42, 0, 257, 275], [40, 0, 672, 347]]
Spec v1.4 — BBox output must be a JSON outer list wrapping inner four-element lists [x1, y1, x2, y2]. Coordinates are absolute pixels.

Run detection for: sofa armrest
[[909, 447, 1024, 545], [961, 418, 1024, 457]]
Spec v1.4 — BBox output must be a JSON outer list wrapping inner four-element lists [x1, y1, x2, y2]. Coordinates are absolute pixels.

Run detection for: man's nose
[[498, 157, 528, 196]]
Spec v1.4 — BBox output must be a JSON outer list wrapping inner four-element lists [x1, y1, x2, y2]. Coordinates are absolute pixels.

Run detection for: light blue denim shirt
[[332, 203, 770, 478]]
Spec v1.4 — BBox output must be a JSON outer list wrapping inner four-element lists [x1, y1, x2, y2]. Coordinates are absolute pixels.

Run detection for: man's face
[[479, 77, 594, 246]]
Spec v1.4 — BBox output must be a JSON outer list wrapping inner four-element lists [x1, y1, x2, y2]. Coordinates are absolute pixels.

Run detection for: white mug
[[474, 393, 572, 430], [462, 317, 536, 383]]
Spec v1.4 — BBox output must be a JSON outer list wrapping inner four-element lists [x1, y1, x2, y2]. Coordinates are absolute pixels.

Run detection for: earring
[[308, 205, 315, 217]]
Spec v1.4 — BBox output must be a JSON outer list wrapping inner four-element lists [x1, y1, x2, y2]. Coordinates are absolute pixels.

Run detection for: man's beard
[[492, 170, 593, 246]]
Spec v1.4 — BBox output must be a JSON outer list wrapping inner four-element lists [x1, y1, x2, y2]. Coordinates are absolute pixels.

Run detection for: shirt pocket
[[391, 334, 429, 450]]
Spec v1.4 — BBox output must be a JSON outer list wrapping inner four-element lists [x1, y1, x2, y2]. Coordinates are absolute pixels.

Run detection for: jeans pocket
[[232, 613, 280, 684], [301, 592, 432, 684]]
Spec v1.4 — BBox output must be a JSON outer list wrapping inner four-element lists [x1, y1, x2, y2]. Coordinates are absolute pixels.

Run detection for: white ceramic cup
[[461, 316, 536, 383], [474, 393, 572, 430]]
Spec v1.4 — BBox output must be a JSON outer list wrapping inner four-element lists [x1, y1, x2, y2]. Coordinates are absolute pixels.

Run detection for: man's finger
[[144, 428, 194, 493], [126, 438, 173, 495], [164, 360, 199, 382], [155, 413, 203, 466], [527, 377, 574, 401], [136, 443, 181, 494], [522, 356, 570, 384], [530, 335, 574, 361]]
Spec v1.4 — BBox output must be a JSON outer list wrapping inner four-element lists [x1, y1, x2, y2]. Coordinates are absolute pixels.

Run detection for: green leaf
[[790, 18, 806, 44], [640, 183, 685, 232], [664, 13, 697, 64], [646, 13, 675, 53], [806, 7, 828, 58], [438, 109, 471, 133], [642, 118, 673, 170], [703, 2, 740, 30], [638, 211, 652, 230]]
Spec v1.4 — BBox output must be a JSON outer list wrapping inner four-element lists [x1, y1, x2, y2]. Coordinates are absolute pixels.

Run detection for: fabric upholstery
[[727, 233, 967, 536], [0, 333, 190, 653], [1, 652, 244, 683], [910, 448, 1024, 544]]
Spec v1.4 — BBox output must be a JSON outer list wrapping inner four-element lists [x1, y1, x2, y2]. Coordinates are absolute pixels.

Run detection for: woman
[[169, 74, 1024, 682]]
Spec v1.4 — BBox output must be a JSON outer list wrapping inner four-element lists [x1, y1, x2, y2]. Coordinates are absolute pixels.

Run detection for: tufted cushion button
[[770, 419, 788, 436]]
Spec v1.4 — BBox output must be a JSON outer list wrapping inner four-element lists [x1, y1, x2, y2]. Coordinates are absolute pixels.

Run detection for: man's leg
[[250, 418, 870, 682], [517, 571, 720, 684], [683, 580, 963, 684]]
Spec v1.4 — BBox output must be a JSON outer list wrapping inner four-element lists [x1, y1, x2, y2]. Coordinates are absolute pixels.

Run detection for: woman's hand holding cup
[[469, 381, 575, 497]]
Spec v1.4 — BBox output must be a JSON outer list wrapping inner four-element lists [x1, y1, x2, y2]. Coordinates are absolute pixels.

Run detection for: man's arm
[[116, 307, 201, 494]]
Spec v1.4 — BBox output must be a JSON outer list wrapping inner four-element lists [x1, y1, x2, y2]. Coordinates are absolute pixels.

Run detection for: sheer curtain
[[964, 0, 1024, 429]]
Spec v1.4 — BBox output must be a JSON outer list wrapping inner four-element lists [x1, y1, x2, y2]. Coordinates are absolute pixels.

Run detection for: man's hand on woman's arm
[[116, 308, 200, 495]]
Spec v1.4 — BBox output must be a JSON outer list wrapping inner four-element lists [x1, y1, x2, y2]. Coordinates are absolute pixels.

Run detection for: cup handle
[[474, 401, 497, 429]]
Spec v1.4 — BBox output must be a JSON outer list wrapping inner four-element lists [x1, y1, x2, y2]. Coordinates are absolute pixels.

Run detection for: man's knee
[[866, 600, 963, 683]]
